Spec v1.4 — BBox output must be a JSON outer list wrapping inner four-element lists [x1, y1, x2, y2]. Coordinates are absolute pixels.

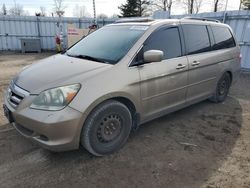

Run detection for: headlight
[[30, 84, 81, 111]]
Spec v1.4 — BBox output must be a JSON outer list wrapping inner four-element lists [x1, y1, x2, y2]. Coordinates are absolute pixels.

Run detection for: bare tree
[[151, 0, 173, 14], [194, 0, 203, 13], [178, 0, 203, 14], [35, 7, 46, 17], [9, 3, 25, 16], [214, 0, 219, 12], [212, 0, 226, 12], [97, 13, 108, 19], [110, 13, 119, 18], [40, 6, 46, 16], [53, 0, 66, 16], [189, 0, 194, 14], [137, 0, 151, 16], [178, 0, 194, 14], [73, 5, 89, 18]]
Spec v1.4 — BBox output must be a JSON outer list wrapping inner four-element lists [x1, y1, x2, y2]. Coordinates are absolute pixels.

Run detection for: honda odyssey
[[3, 18, 241, 156]]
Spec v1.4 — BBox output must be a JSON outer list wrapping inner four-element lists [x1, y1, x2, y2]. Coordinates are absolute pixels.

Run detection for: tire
[[81, 100, 132, 156], [209, 72, 231, 103]]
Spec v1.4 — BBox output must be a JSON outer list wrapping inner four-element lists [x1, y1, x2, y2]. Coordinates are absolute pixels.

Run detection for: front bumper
[[4, 91, 84, 152]]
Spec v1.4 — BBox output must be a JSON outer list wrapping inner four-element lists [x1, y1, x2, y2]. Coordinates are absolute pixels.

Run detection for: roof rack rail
[[182, 17, 220, 23], [115, 18, 154, 23]]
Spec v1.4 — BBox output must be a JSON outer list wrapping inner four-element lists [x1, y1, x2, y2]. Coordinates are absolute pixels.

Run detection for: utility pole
[[93, 0, 96, 24], [223, 0, 229, 23]]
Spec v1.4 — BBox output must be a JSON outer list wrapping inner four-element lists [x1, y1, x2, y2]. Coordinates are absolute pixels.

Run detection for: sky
[[0, 0, 242, 17]]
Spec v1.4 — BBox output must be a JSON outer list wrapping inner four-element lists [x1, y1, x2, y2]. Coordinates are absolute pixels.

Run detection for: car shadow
[[0, 96, 242, 188]]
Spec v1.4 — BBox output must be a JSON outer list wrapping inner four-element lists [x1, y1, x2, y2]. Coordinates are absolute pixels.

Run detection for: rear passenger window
[[182, 25, 211, 55], [144, 27, 182, 60], [211, 26, 236, 50]]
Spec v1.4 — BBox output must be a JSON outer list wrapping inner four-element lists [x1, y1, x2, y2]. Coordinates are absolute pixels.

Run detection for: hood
[[15, 54, 112, 94]]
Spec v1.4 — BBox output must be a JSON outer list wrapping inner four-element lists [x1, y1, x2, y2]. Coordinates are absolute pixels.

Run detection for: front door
[[135, 26, 188, 121]]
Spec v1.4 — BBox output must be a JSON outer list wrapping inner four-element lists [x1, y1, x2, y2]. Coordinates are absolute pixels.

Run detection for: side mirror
[[143, 50, 164, 63]]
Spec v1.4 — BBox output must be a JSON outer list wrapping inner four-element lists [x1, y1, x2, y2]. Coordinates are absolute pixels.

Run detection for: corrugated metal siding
[[171, 10, 250, 69], [0, 16, 115, 51]]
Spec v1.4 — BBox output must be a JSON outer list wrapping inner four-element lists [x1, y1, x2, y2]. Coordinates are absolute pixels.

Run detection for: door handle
[[192, 61, 200, 66], [176, 64, 186, 70]]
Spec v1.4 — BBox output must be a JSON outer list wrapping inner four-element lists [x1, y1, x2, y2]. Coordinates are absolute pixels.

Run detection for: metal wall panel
[[0, 16, 114, 51]]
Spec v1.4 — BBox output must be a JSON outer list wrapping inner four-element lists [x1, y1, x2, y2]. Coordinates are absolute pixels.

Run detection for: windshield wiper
[[66, 53, 108, 64]]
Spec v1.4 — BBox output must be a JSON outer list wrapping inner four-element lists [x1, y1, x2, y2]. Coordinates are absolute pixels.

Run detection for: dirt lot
[[0, 53, 250, 188]]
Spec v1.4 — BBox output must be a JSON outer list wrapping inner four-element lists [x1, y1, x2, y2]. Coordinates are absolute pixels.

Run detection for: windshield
[[66, 25, 148, 64]]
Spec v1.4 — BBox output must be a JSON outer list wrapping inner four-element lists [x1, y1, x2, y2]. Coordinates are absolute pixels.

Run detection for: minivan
[[3, 18, 241, 156]]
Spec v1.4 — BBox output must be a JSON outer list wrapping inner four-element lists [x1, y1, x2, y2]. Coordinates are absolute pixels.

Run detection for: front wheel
[[81, 100, 132, 156], [209, 72, 231, 103]]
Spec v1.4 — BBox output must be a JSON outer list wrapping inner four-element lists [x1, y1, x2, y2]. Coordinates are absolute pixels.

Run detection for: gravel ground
[[0, 53, 250, 188]]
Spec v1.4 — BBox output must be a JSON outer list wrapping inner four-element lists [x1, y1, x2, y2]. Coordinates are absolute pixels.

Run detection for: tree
[[213, 0, 226, 12], [178, 0, 194, 14], [73, 5, 89, 18], [1, 4, 7, 15], [178, 0, 203, 14], [214, 0, 219, 12], [194, 0, 203, 13], [53, 0, 66, 16], [97, 13, 108, 19], [40, 6, 46, 16], [119, 0, 151, 17], [242, 0, 250, 9], [151, 0, 173, 14], [9, 3, 25, 16], [110, 14, 119, 18], [188, 0, 194, 14], [119, 0, 138, 17], [36, 6, 46, 17], [137, 0, 151, 16]]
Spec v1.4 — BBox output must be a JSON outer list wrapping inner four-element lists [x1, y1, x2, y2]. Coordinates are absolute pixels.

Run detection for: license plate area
[[3, 104, 14, 123]]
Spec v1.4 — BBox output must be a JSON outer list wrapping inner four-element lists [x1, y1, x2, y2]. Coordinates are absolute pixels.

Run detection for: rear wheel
[[209, 72, 231, 103], [81, 100, 132, 156]]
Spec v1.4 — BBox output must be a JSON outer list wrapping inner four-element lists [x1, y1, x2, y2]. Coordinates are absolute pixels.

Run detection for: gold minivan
[[3, 18, 241, 156]]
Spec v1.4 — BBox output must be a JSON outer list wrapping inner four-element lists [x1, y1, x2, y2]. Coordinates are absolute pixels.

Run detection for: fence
[[0, 10, 250, 69], [0, 16, 115, 51]]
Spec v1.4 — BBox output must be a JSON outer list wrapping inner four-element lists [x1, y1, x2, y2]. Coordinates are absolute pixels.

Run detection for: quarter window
[[211, 26, 236, 50], [182, 25, 211, 55]]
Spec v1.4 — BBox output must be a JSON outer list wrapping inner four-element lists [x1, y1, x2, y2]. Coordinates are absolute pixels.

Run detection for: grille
[[7, 82, 29, 108], [9, 91, 24, 107]]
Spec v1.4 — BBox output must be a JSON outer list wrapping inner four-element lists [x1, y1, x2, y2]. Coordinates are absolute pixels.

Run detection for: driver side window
[[144, 27, 182, 60]]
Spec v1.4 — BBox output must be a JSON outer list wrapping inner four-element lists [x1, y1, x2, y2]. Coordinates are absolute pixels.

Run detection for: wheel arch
[[220, 69, 233, 85], [226, 70, 233, 85], [81, 93, 141, 129]]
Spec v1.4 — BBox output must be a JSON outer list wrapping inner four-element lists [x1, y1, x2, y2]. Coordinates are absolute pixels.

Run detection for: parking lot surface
[[0, 53, 250, 188]]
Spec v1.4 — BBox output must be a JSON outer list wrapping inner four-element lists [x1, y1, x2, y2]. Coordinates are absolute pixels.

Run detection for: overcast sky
[[0, 0, 241, 17]]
